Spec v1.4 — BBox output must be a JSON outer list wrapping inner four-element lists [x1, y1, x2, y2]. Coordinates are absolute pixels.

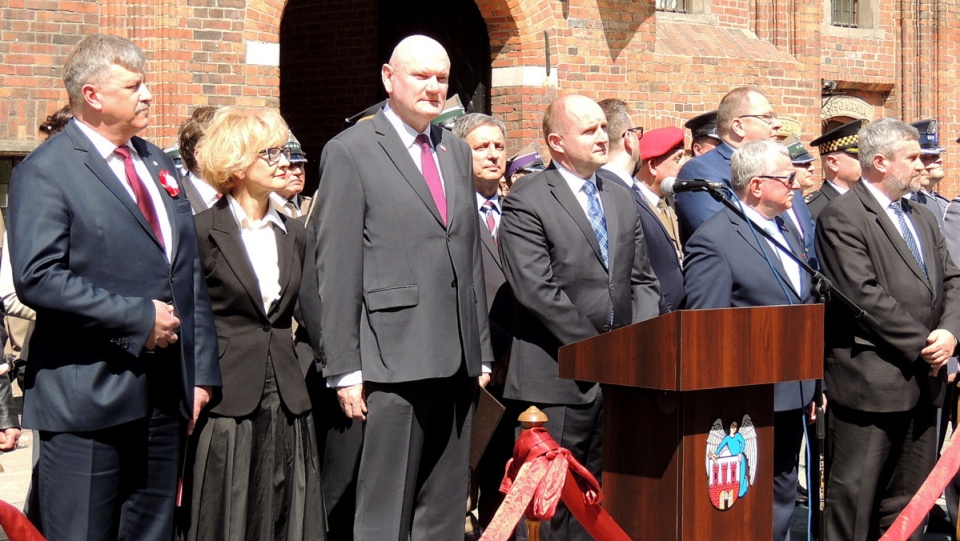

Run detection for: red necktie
[[415, 134, 447, 225], [114, 146, 164, 249], [483, 199, 498, 244]]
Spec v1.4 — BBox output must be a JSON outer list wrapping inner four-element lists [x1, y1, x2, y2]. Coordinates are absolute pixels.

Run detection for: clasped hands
[[921, 329, 958, 376]]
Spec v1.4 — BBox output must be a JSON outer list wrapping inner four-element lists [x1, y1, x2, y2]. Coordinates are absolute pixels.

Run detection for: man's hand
[[338, 383, 367, 421], [478, 373, 491, 389], [146, 300, 180, 350], [921, 329, 957, 376], [0, 427, 21, 451], [187, 385, 212, 436]]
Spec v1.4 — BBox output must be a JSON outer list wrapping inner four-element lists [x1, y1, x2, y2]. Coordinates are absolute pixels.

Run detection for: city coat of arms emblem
[[705, 415, 758, 510]]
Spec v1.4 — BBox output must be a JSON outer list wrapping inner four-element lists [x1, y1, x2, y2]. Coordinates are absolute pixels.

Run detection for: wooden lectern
[[558, 305, 823, 540]]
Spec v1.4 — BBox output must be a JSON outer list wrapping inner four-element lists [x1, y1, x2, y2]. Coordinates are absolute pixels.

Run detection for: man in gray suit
[[498, 94, 660, 540], [301, 35, 493, 540]]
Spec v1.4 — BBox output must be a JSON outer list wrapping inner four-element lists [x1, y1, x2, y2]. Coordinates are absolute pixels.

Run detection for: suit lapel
[[209, 201, 269, 318], [856, 183, 931, 290], [433, 126, 457, 227], [548, 171, 605, 268], [731, 210, 799, 301], [373, 112, 446, 228], [903, 198, 937, 294], [132, 137, 179, 260], [272, 220, 295, 320], [71, 126, 161, 252], [596, 175, 620, 269], [478, 214, 503, 273]]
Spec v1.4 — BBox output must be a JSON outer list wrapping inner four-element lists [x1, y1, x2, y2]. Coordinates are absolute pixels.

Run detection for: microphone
[[660, 177, 726, 195]]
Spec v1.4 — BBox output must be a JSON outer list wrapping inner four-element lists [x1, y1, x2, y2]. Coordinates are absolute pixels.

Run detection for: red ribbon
[[0, 499, 44, 541], [480, 427, 630, 541], [878, 421, 960, 541]]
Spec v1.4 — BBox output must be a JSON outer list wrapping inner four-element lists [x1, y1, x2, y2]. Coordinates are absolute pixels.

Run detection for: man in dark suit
[[498, 94, 660, 540], [815, 118, 960, 541], [301, 35, 493, 540], [684, 140, 817, 541], [451, 112, 517, 532], [596, 98, 684, 314], [8, 34, 220, 541], [805, 119, 866, 221]]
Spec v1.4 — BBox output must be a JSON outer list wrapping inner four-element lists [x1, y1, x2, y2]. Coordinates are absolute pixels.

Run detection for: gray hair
[[731, 140, 789, 194], [452, 113, 505, 140], [64, 34, 146, 110], [858, 117, 919, 172]]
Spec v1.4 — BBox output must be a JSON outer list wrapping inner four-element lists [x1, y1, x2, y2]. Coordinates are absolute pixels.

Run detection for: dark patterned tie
[[582, 181, 609, 268], [890, 201, 927, 276], [114, 146, 164, 249], [415, 134, 447, 225]]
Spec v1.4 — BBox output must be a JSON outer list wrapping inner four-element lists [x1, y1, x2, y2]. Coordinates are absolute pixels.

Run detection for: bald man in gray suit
[[300, 35, 493, 540]]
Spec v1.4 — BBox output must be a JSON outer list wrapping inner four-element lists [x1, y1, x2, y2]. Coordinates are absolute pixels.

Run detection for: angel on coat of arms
[[705, 415, 758, 510]]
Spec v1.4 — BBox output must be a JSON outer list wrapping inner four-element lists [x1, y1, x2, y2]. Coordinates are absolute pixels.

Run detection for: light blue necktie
[[582, 181, 609, 268], [890, 201, 927, 276]]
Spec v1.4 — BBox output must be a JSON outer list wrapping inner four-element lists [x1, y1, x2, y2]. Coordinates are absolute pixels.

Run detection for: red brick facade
[[2, 0, 959, 195]]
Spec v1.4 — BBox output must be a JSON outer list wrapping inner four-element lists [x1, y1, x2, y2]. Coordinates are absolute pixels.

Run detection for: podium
[[558, 305, 823, 540]]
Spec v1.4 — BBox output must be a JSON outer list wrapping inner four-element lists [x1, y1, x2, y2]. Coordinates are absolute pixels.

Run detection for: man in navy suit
[[684, 140, 817, 541], [8, 34, 220, 541], [675, 86, 816, 267], [597, 99, 684, 314]]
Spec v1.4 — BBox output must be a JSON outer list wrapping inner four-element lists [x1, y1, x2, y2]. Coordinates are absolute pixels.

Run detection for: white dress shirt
[[226, 195, 285, 314], [74, 119, 173, 261], [864, 181, 925, 267], [743, 205, 802, 296], [555, 161, 603, 218]]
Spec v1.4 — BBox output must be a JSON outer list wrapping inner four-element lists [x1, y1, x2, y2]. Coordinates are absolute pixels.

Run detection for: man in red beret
[[636, 126, 686, 258]]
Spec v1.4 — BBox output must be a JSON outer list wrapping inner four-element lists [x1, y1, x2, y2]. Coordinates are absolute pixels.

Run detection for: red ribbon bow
[[481, 427, 629, 541]]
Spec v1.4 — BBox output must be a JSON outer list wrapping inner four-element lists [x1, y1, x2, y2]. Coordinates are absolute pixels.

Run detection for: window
[[832, 0, 859, 28], [656, 0, 687, 13]]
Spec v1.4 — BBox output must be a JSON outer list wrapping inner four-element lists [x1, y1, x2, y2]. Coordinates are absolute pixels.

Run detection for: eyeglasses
[[258, 147, 292, 164], [739, 113, 779, 125], [624, 126, 644, 140], [757, 172, 797, 188]]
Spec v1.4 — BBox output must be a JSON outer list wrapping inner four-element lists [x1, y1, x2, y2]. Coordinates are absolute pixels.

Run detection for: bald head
[[382, 35, 451, 132], [543, 94, 609, 178]]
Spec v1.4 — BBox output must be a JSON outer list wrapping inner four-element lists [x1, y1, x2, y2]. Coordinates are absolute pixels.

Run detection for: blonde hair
[[195, 107, 290, 193]]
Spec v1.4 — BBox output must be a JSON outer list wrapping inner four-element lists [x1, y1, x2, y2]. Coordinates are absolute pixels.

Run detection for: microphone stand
[[703, 186, 880, 330], [701, 185, 877, 541]]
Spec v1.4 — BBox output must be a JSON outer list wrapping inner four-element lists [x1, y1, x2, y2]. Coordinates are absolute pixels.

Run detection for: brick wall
[[1, 0, 957, 195]]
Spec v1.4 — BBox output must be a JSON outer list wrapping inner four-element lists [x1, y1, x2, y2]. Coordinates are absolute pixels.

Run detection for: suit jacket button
[[609, 284, 615, 291], [451, 280, 457, 287], [602, 324, 611, 332], [170, 275, 176, 282], [262, 324, 271, 332]]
